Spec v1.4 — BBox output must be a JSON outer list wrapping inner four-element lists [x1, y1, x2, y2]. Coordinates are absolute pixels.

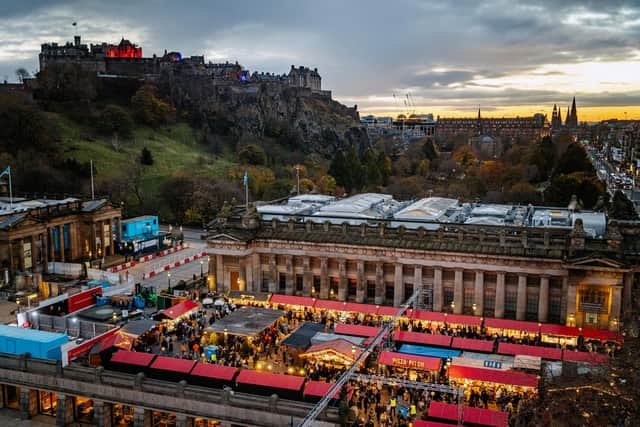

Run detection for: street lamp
[[472, 303, 477, 315], [295, 165, 301, 195], [200, 260, 204, 278], [167, 272, 172, 294]]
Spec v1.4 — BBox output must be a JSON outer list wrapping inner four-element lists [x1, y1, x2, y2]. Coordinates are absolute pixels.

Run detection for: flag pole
[[90, 160, 95, 200]]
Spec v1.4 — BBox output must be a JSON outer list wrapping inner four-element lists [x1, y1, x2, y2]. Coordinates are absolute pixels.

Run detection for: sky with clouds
[[1, 0, 640, 120]]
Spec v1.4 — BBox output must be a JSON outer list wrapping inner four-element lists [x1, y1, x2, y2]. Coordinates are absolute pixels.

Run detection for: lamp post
[[200, 260, 204, 278], [472, 303, 477, 315], [167, 272, 172, 294], [295, 165, 301, 195]]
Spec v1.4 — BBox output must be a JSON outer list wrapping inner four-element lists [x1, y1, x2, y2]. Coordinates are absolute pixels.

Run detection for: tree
[[553, 142, 594, 177], [329, 151, 349, 190], [15, 67, 30, 83], [0, 94, 58, 154], [609, 190, 638, 220], [131, 84, 173, 125], [140, 147, 154, 165], [362, 148, 381, 187], [36, 62, 96, 102], [544, 172, 606, 209], [99, 105, 134, 138], [344, 147, 364, 191], [421, 138, 438, 160], [377, 150, 392, 185], [529, 136, 556, 181], [316, 175, 337, 195], [452, 145, 476, 170], [237, 144, 266, 165]]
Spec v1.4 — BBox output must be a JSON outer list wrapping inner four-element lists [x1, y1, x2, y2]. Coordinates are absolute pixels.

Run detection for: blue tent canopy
[[398, 344, 461, 360]]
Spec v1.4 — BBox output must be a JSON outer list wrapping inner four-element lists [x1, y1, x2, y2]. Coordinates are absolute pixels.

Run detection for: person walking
[[390, 396, 397, 418]]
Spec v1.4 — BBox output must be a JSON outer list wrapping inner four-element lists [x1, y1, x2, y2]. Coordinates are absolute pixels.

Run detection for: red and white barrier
[[108, 244, 187, 272], [110, 261, 136, 273], [142, 251, 207, 280]]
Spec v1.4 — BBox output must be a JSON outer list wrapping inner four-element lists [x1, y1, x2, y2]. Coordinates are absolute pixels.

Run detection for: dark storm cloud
[[0, 0, 639, 113]]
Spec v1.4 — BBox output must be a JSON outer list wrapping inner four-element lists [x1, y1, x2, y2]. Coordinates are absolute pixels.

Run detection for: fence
[[28, 312, 112, 339], [48, 262, 83, 277]]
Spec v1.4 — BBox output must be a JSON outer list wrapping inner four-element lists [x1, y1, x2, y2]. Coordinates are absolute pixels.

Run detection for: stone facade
[[0, 199, 121, 279], [207, 215, 640, 331], [436, 111, 549, 143]]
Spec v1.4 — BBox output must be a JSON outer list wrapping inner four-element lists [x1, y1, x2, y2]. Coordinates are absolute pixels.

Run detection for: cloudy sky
[[2, 0, 640, 120]]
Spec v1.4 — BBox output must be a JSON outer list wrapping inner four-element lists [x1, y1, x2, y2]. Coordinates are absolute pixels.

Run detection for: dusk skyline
[[2, 0, 640, 120]]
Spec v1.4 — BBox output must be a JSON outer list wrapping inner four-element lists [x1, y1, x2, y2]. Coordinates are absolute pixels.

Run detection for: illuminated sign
[[391, 357, 425, 370]]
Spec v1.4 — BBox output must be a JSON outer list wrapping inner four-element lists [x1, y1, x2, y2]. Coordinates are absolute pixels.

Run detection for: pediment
[[568, 255, 625, 269], [208, 233, 241, 242]]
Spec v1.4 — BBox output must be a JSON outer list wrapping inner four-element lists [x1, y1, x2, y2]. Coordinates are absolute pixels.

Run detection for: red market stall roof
[[484, 318, 540, 334], [301, 339, 363, 361], [334, 323, 380, 338], [150, 355, 196, 374], [428, 401, 458, 421], [190, 362, 238, 381], [463, 406, 509, 427], [413, 421, 457, 427], [539, 324, 581, 337], [269, 294, 315, 307], [235, 370, 305, 391], [98, 330, 132, 352], [411, 309, 447, 323], [158, 300, 199, 320], [110, 350, 155, 367], [344, 303, 379, 315], [497, 342, 562, 361], [445, 314, 482, 327], [377, 305, 402, 317], [451, 337, 494, 353], [582, 328, 621, 342], [448, 365, 539, 388], [378, 350, 441, 371], [313, 299, 349, 311], [562, 350, 609, 365], [394, 330, 452, 347]]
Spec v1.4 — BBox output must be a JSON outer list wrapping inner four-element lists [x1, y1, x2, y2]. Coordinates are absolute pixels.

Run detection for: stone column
[[566, 280, 577, 326], [30, 234, 36, 272], [516, 275, 527, 321], [109, 218, 115, 256], [48, 227, 55, 263], [133, 407, 151, 427], [356, 260, 365, 303], [622, 272, 633, 319], [338, 259, 347, 301], [393, 264, 404, 306], [251, 253, 261, 293], [216, 255, 225, 293], [320, 257, 329, 299], [55, 394, 74, 427], [560, 276, 569, 321], [538, 276, 549, 323], [268, 254, 277, 293], [374, 263, 384, 305], [285, 255, 294, 295], [19, 388, 37, 420], [610, 286, 622, 328], [302, 256, 312, 296], [453, 269, 463, 314], [495, 273, 505, 318], [433, 267, 443, 312], [176, 414, 192, 427], [59, 225, 66, 263], [93, 400, 112, 427], [413, 265, 423, 307], [116, 218, 122, 242], [474, 271, 484, 316], [42, 232, 49, 273]]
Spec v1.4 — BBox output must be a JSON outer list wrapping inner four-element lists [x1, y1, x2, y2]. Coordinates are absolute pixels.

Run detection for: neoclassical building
[[207, 194, 639, 331]]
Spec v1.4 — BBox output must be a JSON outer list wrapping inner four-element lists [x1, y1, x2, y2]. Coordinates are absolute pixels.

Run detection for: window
[[2, 385, 19, 410], [152, 411, 176, 427], [112, 404, 134, 427], [443, 287, 454, 312], [366, 281, 376, 300], [483, 287, 496, 317], [313, 276, 321, 295], [526, 290, 539, 321], [348, 279, 357, 299], [295, 274, 304, 292], [463, 288, 474, 314], [38, 391, 57, 416], [261, 276, 269, 293], [278, 273, 286, 292], [505, 288, 517, 319], [330, 277, 339, 299], [74, 397, 94, 423], [385, 282, 394, 303], [549, 293, 562, 323], [404, 283, 414, 300]]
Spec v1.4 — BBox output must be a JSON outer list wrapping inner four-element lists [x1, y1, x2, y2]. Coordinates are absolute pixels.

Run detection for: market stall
[[107, 349, 155, 374], [235, 370, 305, 400], [444, 313, 482, 330], [188, 362, 238, 388], [378, 350, 441, 382], [497, 342, 562, 361], [394, 330, 453, 348], [147, 355, 196, 382], [539, 324, 580, 346], [484, 318, 540, 339], [451, 337, 495, 353], [446, 365, 539, 399], [334, 323, 380, 338], [299, 339, 363, 370]]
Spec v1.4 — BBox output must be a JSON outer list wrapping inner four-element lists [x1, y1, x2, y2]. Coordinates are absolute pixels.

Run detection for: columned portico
[[453, 269, 463, 315], [538, 276, 549, 322], [516, 275, 527, 321]]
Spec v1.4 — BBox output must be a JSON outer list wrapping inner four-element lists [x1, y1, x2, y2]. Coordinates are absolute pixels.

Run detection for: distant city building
[[469, 135, 503, 160], [551, 97, 578, 133], [288, 65, 321, 91], [435, 109, 549, 143]]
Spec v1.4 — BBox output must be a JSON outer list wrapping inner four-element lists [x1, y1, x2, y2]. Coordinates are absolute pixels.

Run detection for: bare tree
[[15, 67, 30, 83]]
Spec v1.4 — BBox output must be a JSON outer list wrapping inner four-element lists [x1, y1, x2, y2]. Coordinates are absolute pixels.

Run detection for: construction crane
[[298, 292, 419, 427]]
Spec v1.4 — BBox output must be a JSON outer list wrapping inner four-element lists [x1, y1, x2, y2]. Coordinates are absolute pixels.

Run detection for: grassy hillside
[[55, 114, 238, 218]]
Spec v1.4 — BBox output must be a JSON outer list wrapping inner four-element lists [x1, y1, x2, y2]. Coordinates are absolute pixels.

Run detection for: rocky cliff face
[[157, 69, 368, 156]]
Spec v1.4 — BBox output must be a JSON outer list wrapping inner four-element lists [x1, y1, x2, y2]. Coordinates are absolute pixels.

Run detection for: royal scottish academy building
[[207, 194, 639, 331]]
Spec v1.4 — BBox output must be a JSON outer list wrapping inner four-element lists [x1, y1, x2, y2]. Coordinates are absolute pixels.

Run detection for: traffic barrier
[[141, 251, 207, 280], [108, 244, 187, 272]]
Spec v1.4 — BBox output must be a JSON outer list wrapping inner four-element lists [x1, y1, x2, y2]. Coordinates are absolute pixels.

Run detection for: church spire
[[477, 106, 482, 135]]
